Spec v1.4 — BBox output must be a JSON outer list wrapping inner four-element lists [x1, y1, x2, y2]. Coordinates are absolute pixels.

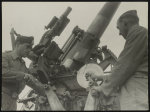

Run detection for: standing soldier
[[2, 29, 45, 110], [88, 10, 148, 110]]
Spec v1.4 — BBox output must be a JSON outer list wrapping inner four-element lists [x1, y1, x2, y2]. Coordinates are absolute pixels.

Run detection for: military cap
[[15, 36, 34, 45], [118, 10, 139, 21]]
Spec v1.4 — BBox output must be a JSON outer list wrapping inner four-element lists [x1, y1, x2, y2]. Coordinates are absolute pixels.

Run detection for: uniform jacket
[[101, 24, 148, 96], [2, 51, 46, 96], [2, 51, 29, 95]]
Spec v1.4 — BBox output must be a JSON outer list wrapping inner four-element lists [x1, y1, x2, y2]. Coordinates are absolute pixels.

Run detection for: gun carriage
[[10, 2, 120, 110]]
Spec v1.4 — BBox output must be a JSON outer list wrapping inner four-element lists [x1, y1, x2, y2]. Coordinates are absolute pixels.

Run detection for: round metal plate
[[77, 63, 104, 88]]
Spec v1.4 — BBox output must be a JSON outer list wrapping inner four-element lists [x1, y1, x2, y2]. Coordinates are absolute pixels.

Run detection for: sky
[[2, 2, 148, 110]]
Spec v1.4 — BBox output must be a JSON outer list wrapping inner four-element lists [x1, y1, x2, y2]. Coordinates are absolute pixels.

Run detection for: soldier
[[2, 31, 45, 110], [88, 10, 148, 110]]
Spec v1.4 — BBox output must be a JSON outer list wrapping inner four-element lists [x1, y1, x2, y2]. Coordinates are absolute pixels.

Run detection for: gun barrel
[[87, 2, 121, 39], [62, 7, 72, 17], [62, 2, 120, 71]]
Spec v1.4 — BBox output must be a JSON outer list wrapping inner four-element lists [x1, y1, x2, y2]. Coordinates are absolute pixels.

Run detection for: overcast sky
[[2, 2, 148, 110]]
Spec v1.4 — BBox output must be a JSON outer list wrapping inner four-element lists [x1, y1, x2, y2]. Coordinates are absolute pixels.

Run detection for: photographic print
[[2, 2, 148, 111]]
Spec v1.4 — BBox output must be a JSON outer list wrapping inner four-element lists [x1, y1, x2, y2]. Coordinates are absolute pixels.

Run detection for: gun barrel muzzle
[[87, 2, 121, 39], [62, 7, 72, 17]]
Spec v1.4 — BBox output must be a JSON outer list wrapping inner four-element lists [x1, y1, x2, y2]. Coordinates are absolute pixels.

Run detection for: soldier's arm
[[2, 54, 26, 83], [100, 27, 148, 96], [25, 75, 46, 96]]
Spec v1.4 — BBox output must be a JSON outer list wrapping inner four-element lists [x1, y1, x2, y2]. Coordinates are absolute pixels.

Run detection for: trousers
[[119, 75, 148, 110], [1, 92, 17, 110]]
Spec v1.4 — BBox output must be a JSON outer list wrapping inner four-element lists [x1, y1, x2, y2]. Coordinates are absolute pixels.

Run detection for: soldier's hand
[[90, 86, 103, 97], [86, 72, 103, 81], [24, 73, 34, 82]]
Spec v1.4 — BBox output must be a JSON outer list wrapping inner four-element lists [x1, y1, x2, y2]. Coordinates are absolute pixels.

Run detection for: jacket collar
[[127, 24, 139, 36]]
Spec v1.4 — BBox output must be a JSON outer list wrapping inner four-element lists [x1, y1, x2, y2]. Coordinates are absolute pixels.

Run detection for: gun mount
[[57, 2, 120, 91], [18, 2, 121, 111]]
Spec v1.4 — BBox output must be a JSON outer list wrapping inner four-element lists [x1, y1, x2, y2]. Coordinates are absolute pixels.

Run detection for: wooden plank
[[45, 85, 65, 111], [84, 91, 100, 110]]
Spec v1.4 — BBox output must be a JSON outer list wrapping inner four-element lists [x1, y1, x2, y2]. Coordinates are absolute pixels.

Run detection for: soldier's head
[[117, 10, 139, 39], [15, 36, 34, 57]]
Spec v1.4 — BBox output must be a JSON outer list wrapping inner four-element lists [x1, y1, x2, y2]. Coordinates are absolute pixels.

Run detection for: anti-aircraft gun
[[15, 2, 121, 111]]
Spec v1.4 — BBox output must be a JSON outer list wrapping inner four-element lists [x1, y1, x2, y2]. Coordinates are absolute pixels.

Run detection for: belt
[[2, 86, 18, 99]]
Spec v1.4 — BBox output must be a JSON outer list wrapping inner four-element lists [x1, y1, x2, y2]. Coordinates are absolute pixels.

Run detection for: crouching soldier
[[2, 34, 45, 110]]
